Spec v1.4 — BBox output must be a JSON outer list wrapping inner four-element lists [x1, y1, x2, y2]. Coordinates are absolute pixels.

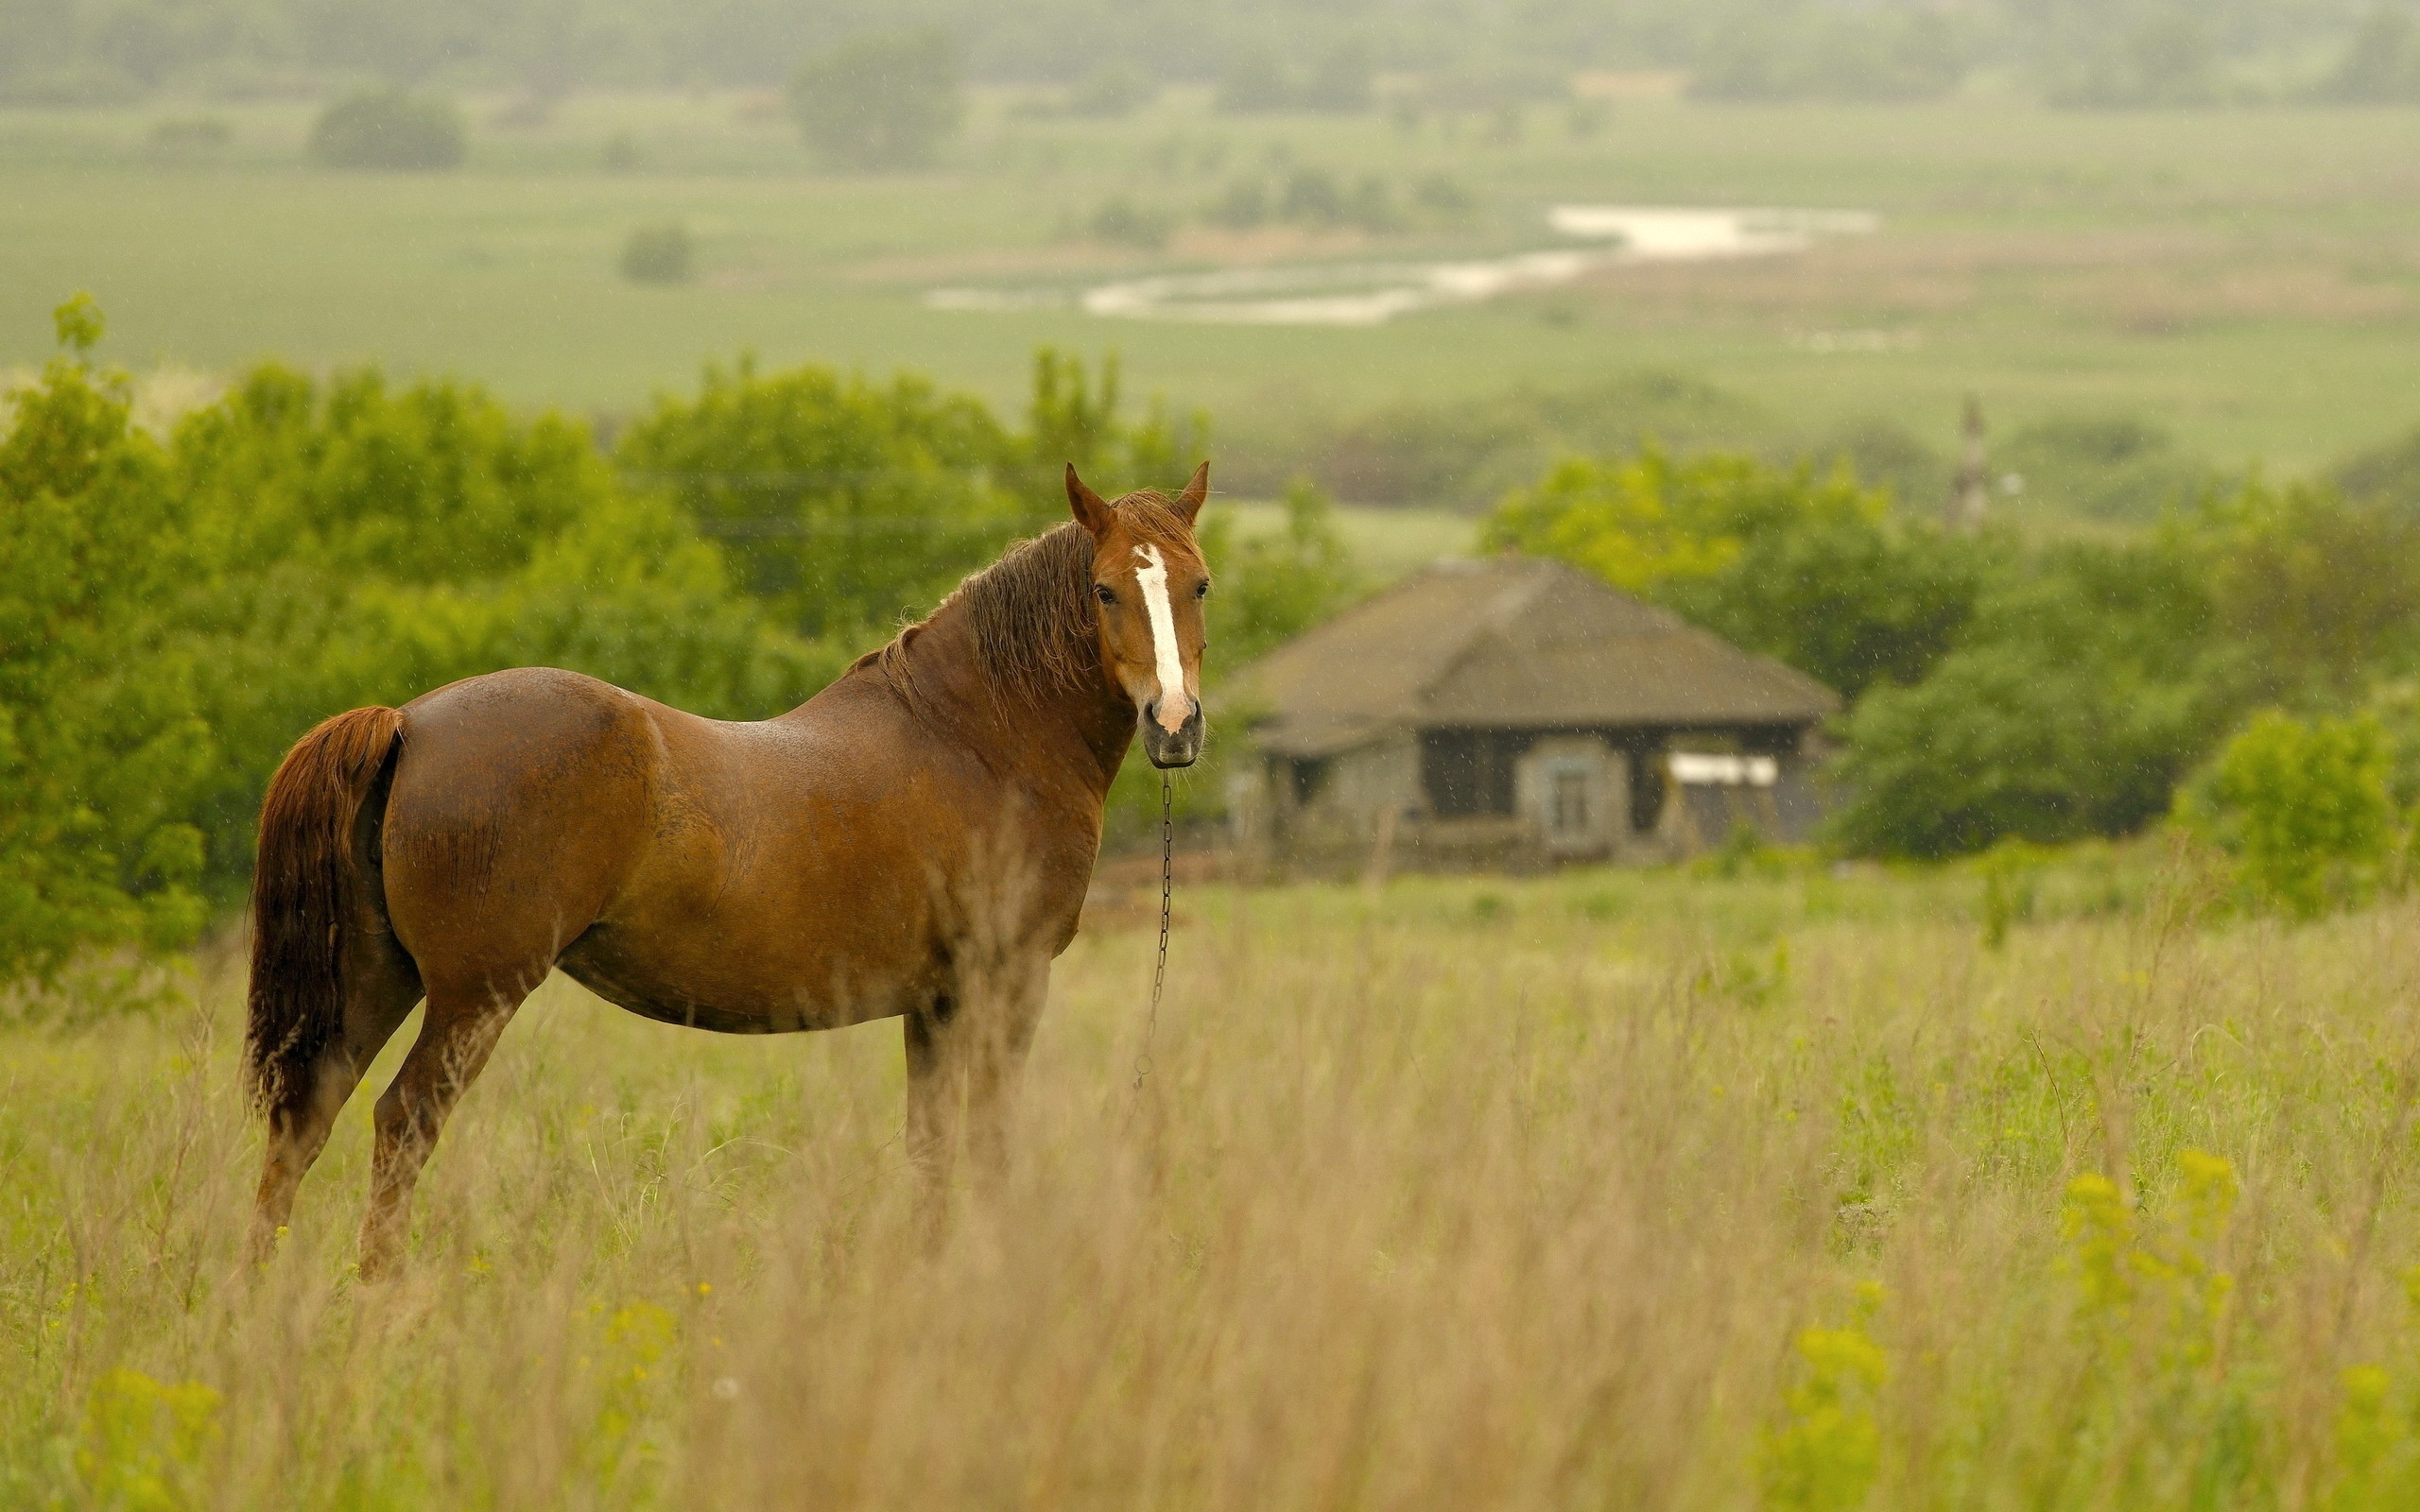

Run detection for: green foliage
[[2329, 420, 2420, 511], [77, 1367, 220, 1511], [2184, 477, 2420, 705], [1759, 1285, 1888, 1512], [1238, 372, 1767, 509], [0, 302, 212, 980], [0, 299, 858, 964], [175, 364, 602, 585], [1973, 837, 2053, 950], [1997, 414, 2205, 524], [307, 87, 465, 171], [1087, 196, 1175, 250], [2041, 10, 2223, 108], [1201, 478, 1361, 672], [1214, 42, 1372, 114], [619, 222, 692, 284], [1693, 11, 1967, 102], [1831, 639, 2211, 861], [1486, 447, 1849, 593], [2177, 710, 2395, 919], [1066, 61, 1153, 118], [2315, 9, 2420, 103], [1485, 446, 1979, 699], [786, 28, 961, 171], [1830, 538, 2224, 858], [616, 355, 1020, 637], [1022, 347, 1206, 496]]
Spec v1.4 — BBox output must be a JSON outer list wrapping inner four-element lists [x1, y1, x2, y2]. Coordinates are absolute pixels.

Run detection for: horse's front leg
[[903, 956, 1048, 1234]]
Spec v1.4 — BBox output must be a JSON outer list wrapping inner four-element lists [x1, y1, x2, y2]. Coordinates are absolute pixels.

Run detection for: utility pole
[[1949, 394, 1989, 533]]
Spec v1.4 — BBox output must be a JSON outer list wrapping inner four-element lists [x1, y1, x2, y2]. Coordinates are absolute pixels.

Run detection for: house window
[[1422, 730, 1518, 817], [1550, 769, 1591, 835], [1289, 757, 1330, 804]]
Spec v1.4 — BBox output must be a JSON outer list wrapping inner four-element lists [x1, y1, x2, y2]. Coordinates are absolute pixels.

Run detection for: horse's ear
[[1066, 464, 1114, 539], [1173, 461, 1210, 525]]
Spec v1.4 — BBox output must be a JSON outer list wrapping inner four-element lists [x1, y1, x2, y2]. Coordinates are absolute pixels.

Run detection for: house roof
[[1221, 556, 1841, 759]]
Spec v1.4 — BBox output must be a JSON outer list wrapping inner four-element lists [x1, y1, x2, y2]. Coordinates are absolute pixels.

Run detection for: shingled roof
[[1223, 556, 1841, 759]]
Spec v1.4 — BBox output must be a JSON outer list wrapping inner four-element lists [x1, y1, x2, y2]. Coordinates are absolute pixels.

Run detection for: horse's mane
[[882, 490, 1196, 707]]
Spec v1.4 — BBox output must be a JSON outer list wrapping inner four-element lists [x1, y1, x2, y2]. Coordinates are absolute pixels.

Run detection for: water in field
[[926, 205, 1877, 326]]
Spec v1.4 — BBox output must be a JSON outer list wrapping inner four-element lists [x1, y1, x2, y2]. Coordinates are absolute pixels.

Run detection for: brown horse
[[244, 464, 1213, 1277]]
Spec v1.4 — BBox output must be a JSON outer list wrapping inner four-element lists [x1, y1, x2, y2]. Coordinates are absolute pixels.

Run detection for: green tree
[[1484, 446, 1979, 697], [616, 356, 1021, 638], [173, 364, 601, 584], [1017, 347, 1207, 505], [1827, 642, 2212, 859], [786, 28, 961, 171], [0, 297, 211, 978], [1827, 536, 2228, 857], [1201, 476, 1362, 670], [2315, 8, 2420, 102], [307, 86, 464, 170], [2177, 710, 2394, 918], [167, 362, 832, 896]]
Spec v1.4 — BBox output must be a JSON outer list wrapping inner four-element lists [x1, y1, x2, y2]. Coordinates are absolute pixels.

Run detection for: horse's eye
[[1195, 580, 1212, 599], [1095, 584, 1116, 607]]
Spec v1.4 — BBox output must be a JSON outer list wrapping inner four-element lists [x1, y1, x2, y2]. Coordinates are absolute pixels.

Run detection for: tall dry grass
[[10, 862, 2420, 1510]]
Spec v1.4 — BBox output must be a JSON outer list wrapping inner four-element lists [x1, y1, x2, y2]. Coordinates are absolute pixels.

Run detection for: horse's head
[[1066, 461, 1212, 769]]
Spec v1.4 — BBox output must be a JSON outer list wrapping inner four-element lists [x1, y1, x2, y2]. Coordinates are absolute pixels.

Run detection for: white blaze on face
[[1132, 543, 1189, 732]]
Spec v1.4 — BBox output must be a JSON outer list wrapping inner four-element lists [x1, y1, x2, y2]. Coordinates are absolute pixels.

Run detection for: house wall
[[1239, 722, 1828, 876]]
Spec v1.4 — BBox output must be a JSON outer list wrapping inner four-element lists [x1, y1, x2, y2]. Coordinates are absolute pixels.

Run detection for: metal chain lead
[[1132, 771, 1172, 1100]]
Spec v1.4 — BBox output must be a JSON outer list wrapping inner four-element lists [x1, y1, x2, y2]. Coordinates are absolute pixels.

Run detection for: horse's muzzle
[[1142, 701, 1204, 769]]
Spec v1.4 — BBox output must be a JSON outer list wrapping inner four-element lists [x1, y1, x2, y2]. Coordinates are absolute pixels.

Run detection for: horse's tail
[[245, 706, 406, 1125]]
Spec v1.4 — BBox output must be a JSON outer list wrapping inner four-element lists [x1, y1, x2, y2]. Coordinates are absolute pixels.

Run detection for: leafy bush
[[2329, 421, 2420, 510], [616, 357, 1020, 638], [2040, 13, 2223, 108], [2314, 9, 2420, 102], [0, 298, 211, 980], [307, 87, 465, 170], [1214, 42, 1372, 113], [1067, 61, 1153, 118], [1226, 370, 1770, 508], [1690, 11, 1966, 102], [1828, 536, 2228, 857], [2186, 477, 2420, 705], [1204, 179, 1269, 230], [1829, 640, 2215, 859], [1484, 446, 1980, 698], [1087, 197, 1175, 249], [620, 222, 693, 284], [1202, 476, 1362, 671], [786, 28, 961, 171], [1759, 1288, 1888, 1512], [1997, 414, 2205, 524], [2176, 710, 2395, 919]]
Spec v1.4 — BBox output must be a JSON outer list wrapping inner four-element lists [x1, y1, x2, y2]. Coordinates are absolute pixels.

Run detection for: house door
[[1537, 755, 1604, 855]]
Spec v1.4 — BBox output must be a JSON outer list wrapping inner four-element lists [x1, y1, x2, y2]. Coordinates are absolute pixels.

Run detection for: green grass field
[[14, 853, 2420, 1507], [7, 90, 2420, 483]]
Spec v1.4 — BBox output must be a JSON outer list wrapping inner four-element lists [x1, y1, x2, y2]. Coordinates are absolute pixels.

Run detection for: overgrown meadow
[[12, 854, 2420, 1509]]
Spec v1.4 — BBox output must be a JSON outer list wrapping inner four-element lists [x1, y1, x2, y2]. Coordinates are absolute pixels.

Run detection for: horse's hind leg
[[356, 975, 535, 1280], [247, 931, 422, 1264]]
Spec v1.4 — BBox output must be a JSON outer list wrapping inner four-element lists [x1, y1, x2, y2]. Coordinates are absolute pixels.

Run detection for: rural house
[[1223, 556, 1841, 872]]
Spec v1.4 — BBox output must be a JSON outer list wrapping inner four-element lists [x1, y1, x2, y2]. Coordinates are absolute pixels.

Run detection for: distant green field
[[1216, 499, 1474, 577], [6, 89, 2420, 481]]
